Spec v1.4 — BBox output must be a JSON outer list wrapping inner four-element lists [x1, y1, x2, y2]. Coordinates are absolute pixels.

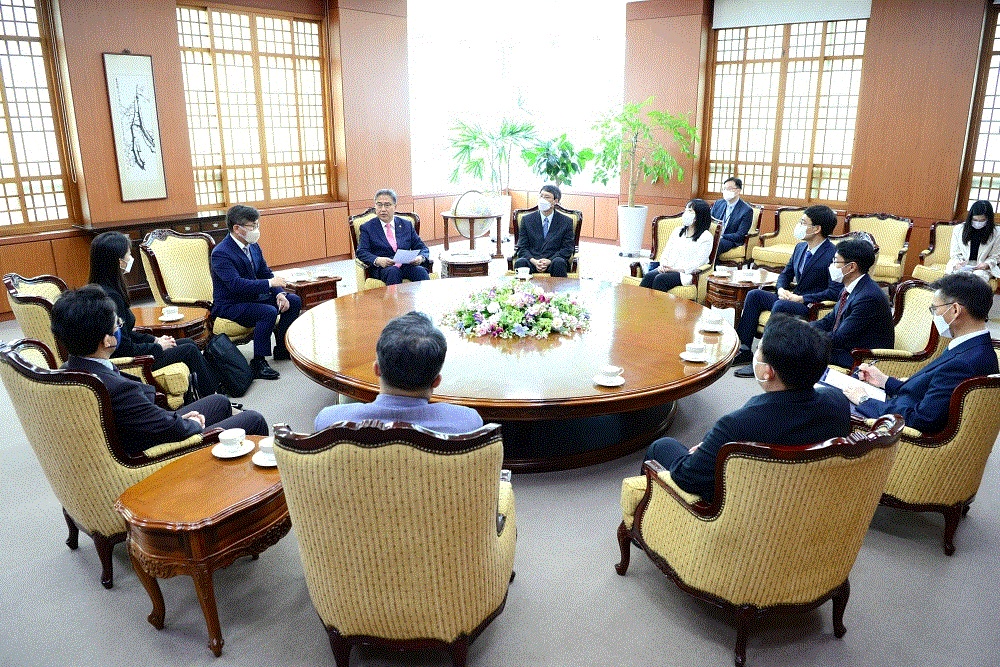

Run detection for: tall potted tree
[[592, 97, 699, 256], [521, 134, 594, 187]]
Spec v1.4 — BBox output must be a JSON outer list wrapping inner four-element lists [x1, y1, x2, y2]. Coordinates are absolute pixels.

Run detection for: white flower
[[487, 301, 500, 314], [488, 313, 500, 324], [552, 317, 564, 330]]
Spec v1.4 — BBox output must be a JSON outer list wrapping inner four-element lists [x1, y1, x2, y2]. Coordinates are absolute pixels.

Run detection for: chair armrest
[[629, 262, 644, 278], [896, 242, 909, 264], [642, 460, 713, 516], [805, 300, 835, 321], [853, 347, 934, 364], [689, 263, 711, 280], [918, 248, 931, 261], [757, 227, 780, 244], [166, 297, 213, 309], [111, 355, 158, 385]]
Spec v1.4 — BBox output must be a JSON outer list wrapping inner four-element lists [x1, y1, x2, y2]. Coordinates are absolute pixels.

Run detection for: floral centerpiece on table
[[442, 280, 590, 339]]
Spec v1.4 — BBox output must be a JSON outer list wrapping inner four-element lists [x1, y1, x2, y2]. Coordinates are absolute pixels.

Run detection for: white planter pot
[[617, 205, 647, 257]]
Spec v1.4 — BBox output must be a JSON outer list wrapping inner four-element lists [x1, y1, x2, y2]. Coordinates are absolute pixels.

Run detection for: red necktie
[[832, 290, 849, 330]]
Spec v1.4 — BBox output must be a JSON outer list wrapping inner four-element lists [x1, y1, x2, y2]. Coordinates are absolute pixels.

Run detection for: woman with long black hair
[[639, 198, 714, 293], [946, 199, 1000, 284], [89, 231, 218, 398]]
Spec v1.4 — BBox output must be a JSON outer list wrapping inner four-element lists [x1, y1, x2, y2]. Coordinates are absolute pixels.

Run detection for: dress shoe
[[734, 364, 756, 379], [732, 348, 753, 366], [250, 357, 280, 380], [272, 346, 290, 361]]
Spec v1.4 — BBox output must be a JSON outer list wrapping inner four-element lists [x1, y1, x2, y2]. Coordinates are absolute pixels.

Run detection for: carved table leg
[[192, 566, 224, 657], [130, 550, 166, 630], [63, 508, 79, 550]]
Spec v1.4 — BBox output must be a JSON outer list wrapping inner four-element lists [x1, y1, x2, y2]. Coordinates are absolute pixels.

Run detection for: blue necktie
[[542, 216, 550, 238], [799, 249, 812, 276]]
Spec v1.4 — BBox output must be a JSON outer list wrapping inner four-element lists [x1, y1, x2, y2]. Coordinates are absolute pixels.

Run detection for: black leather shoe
[[732, 348, 753, 366], [250, 358, 280, 380], [272, 346, 290, 361], [734, 364, 756, 378]]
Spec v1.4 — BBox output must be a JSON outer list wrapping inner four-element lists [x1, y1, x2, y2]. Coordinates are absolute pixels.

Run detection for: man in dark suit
[[812, 238, 894, 368], [51, 285, 268, 458], [733, 204, 843, 376], [645, 315, 850, 502], [356, 188, 430, 285], [847, 273, 998, 434], [514, 184, 575, 277], [211, 204, 301, 380], [711, 176, 754, 255]]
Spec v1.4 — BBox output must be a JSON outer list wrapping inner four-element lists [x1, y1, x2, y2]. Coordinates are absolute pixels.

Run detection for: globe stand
[[442, 211, 503, 258]]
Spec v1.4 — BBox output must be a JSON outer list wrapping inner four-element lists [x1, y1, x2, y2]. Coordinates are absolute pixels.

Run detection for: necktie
[[832, 290, 849, 331], [244, 246, 253, 268], [542, 216, 550, 238], [724, 206, 731, 231], [384, 222, 401, 267], [799, 249, 812, 276]]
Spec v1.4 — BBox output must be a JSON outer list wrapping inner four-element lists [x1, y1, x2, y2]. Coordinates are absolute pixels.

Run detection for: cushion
[[751, 244, 796, 268]]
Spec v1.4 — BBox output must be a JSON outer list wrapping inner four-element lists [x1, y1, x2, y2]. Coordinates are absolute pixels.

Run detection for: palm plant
[[521, 134, 594, 187], [449, 118, 536, 193]]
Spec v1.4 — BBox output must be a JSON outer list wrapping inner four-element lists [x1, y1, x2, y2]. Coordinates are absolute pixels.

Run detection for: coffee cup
[[162, 305, 179, 317], [219, 428, 246, 453], [600, 364, 623, 379], [258, 436, 275, 458], [516, 266, 530, 279], [685, 343, 706, 357]]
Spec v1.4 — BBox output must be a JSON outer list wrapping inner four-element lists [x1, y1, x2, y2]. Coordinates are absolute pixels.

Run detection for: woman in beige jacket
[[947, 200, 1000, 283]]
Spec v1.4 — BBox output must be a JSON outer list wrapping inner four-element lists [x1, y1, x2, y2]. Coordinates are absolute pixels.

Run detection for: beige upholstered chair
[[844, 212, 912, 291], [716, 203, 764, 268], [912, 220, 998, 291], [505, 203, 584, 277], [348, 208, 438, 291], [273, 421, 516, 667], [850, 279, 940, 376], [3, 272, 190, 409], [0, 339, 213, 588], [139, 229, 254, 345], [622, 214, 722, 303], [617, 415, 902, 667], [749, 206, 805, 270]]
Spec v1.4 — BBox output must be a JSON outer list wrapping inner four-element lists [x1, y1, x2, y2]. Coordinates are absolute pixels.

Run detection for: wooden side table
[[439, 250, 491, 278], [131, 305, 210, 349], [441, 212, 503, 258], [115, 438, 291, 657], [283, 275, 342, 310], [705, 275, 776, 329]]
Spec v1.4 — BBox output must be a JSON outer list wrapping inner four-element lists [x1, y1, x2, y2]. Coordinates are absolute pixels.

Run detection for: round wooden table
[[131, 305, 210, 348], [287, 278, 738, 471]]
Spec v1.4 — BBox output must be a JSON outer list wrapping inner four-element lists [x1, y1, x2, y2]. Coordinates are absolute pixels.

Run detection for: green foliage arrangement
[[449, 118, 536, 193], [521, 134, 594, 186]]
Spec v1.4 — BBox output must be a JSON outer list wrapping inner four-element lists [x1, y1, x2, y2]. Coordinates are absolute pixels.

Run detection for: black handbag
[[202, 333, 253, 397]]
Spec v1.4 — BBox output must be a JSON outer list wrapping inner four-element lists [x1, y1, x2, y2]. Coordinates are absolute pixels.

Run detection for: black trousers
[[639, 270, 683, 292]]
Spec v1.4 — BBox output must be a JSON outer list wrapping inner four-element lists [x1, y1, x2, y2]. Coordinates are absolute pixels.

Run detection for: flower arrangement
[[442, 280, 591, 339]]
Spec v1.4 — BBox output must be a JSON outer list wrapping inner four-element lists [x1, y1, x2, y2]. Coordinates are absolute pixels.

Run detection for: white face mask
[[793, 223, 809, 241], [121, 255, 134, 274], [537, 197, 553, 212], [722, 190, 737, 202], [933, 306, 956, 337], [971, 217, 989, 230], [828, 264, 844, 283], [752, 359, 769, 384], [682, 210, 696, 225], [244, 228, 261, 244]]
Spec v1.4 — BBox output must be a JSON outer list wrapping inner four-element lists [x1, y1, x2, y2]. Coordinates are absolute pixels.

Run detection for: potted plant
[[521, 134, 594, 187], [592, 97, 699, 256]]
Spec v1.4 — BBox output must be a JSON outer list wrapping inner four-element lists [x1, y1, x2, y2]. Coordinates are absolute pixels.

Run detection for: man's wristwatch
[[858, 395, 870, 405]]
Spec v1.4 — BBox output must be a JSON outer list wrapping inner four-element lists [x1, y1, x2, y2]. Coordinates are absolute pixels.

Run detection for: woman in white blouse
[[947, 200, 1000, 283], [639, 199, 714, 292]]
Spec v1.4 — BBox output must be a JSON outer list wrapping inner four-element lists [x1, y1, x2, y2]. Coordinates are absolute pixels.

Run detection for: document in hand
[[817, 367, 887, 402], [393, 249, 421, 264]]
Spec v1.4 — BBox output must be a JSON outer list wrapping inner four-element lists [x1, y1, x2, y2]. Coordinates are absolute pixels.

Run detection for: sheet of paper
[[393, 249, 421, 264], [817, 367, 886, 402]]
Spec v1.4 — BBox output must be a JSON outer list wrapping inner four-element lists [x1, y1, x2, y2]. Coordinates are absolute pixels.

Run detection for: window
[[705, 19, 866, 203], [962, 5, 1000, 211], [0, 0, 72, 229], [176, 5, 331, 210]]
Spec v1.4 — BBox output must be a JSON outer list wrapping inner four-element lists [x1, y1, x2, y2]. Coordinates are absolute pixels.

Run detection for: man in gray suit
[[513, 184, 575, 277]]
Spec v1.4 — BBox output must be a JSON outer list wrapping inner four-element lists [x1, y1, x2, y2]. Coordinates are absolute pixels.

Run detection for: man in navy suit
[[812, 238, 894, 368], [211, 204, 301, 380], [711, 176, 754, 255], [847, 273, 998, 434], [514, 184, 575, 277], [51, 285, 268, 457], [645, 315, 850, 502], [356, 188, 430, 285], [733, 204, 843, 376]]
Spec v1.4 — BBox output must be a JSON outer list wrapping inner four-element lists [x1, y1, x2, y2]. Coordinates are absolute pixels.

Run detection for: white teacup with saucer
[[252, 436, 277, 467], [593, 364, 625, 387], [700, 311, 725, 333], [212, 428, 253, 459], [679, 342, 707, 363]]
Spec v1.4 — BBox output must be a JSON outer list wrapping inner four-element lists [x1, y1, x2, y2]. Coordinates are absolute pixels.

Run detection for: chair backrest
[[511, 203, 584, 255], [891, 279, 939, 354], [845, 212, 912, 265], [139, 229, 216, 306], [768, 207, 808, 246], [3, 273, 68, 364], [273, 421, 510, 640], [649, 212, 684, 261], [748, 203, 763, 236], [348, 208, 422, 256], [0, 339, 175, 538], [703, 415, 902, 606], [922, 220, 961, 266]]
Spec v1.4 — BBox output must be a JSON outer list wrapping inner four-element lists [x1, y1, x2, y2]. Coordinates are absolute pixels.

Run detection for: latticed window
[[705, 19, 866, 203], [176, 5, 331, 209], [0, 0, 72, 229], [962, 5, 1000, 211]]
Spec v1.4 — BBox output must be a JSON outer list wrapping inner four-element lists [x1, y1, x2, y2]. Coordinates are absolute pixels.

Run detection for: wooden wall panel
[[849, 0, 986, 220], [434, 196, 457, 242], [0, 240, 58, 314], [324, 206, 352, 258], [594, 196, 620, 240], [559, 193, 596, 239], [257, 210, 327, 266], [51, 236, 93, 289], [412, 197, 435, 241]]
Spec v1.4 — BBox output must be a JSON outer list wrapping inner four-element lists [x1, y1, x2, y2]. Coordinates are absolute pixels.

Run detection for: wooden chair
[[3, 272, 190, 409], [0, 339, 215, 588], [505, 203, 584, 277], [844, 212, 912, 292], [617, 415, 903, 667], [621, 214, 722, 303], [273, 421, 516, 667], [749, 206, 805, 270], [912, 220, 999, 291], [139, 229, 254, 345], [715, 203, 764, 268], [850, 279, 941, 377], [348, 208, 438, 290]]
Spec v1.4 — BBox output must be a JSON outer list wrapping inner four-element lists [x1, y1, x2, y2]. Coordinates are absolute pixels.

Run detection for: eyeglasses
[[722, 186, 739, 192], [374, 201, 395, 209], [928, 302, 956, 315], [239, 222, 259, 230]]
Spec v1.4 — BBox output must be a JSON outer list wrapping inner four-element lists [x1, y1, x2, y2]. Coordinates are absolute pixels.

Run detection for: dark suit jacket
[[856, 331, 998, 433], [813, 274, 894, 359], [355, 216, 430, 267], [711, 198, 753, 248], [776, 239, 842, 304], [515, 210, 575, 262], [64, 356, 201, 456], [668, 387, 851, 502], [96, 282, 160, 358], [210, 234, 282, 318]]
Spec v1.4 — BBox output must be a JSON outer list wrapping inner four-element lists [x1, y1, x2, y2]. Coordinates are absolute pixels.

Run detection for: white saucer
[[593, 374, 625, 387], [679, 351, 708, 363], [712, 271, 732, 277], [158, 313, 184, 322], [699, 323, 725, 333], [211, 440, 255, 459], [252, 450, 277, 467]]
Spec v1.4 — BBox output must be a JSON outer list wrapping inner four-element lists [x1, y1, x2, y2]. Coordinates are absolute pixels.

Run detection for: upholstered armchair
[[715, 203, 764, 268], [139, 229, 254, 345], [273, 421, 516, 667], [4, 272, 190, 409], [0, 339, 215, 588], [844, 212, 912, 292], [348, 208, 438, 291], [505, 203, 584, 277], [854, 342, 1000, 555], [850, 279, 941, 377], [749, 206, 804, 270], [912, 220, 998, 291], [622, 214, 722, 303], [617, 415, 902, 667]]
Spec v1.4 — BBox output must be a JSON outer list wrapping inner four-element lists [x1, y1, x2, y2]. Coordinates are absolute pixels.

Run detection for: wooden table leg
[[192, 566, 224, 657], [494, 215, 503, 258], [131, 550, 166, 630]]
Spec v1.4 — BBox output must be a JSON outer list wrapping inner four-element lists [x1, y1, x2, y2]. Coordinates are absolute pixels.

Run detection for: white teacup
[[599, 364, 623, 379], [219, 428, 246, 453], [162, 305, 179, 317], [258, 436, 275, 458], [703, 310, 723, 325], [516, 266, 530, 279], [685, 343, 706, 357]]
